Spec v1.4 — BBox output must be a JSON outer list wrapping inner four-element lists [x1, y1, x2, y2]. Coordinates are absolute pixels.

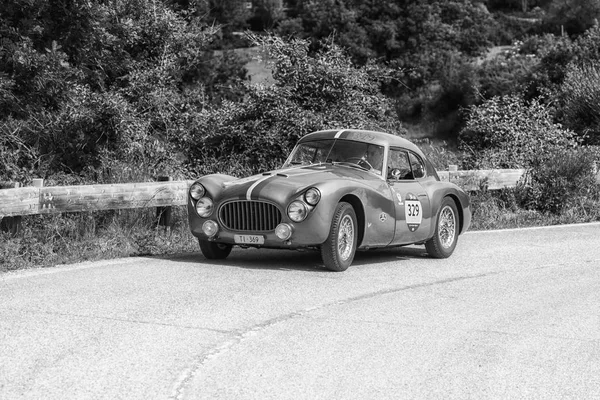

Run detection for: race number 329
[[405, 200, 422, 224]]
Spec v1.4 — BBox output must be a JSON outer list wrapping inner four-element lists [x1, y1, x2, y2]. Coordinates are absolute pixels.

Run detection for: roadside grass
[[468, 189, 600, 231], [0, 207, 197, 272]]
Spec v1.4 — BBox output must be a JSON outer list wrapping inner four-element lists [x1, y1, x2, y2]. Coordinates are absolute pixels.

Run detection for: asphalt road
[[1, 223, 599, 399]]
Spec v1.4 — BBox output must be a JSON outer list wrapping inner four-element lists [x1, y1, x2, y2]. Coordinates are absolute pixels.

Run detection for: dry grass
[[0, 207, 198, 272]]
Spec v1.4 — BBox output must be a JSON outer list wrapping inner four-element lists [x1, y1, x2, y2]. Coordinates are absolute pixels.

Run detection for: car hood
[[216, 163, 374, 203]]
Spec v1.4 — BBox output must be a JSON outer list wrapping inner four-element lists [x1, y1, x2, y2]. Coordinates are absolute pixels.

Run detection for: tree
[[184, 34, 405, 176], [543, 0, 600, 36], [0, 0, 247, 182], [280, 0, 496, 91]]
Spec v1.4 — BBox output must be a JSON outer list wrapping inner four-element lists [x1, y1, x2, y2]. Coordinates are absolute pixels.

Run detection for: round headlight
[[190, 182, 206, 200], [195, 197, 214, 217], [304, 188, 321, 206], [288, 200, 308, 222], [202, 220, 218, 237], [275, 223, 293, 240]]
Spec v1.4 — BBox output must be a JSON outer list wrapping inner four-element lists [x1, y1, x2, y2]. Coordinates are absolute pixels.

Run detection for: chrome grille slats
[[219, 200, 281, 232]]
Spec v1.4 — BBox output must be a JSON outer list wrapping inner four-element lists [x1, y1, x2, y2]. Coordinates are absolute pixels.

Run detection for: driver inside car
[[364, 144, 384, 175]]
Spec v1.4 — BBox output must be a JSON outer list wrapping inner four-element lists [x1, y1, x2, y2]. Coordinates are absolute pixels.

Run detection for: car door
[[386, 147, 432, 245]]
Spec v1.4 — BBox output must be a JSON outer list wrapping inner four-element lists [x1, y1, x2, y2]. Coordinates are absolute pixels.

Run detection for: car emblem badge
[[379, 212, 387, 222]]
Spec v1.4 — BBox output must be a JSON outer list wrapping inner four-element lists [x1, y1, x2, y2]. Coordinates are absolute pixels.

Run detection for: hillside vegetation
[[1, 0, 599, 270]]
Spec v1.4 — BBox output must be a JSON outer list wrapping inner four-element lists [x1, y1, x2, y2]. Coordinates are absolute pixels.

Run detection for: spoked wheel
[[321, 202, 357, 271], [426, 197, 459, 258], [199, 239, 233, 260]]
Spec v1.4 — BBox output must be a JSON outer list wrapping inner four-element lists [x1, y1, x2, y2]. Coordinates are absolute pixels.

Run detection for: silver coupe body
[[188, 129, 472, 271]]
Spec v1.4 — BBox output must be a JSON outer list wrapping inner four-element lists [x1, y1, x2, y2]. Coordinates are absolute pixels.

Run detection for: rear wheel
[[425, 197, 459, 258], [199, 239, 233, 260], [321, 202, 357, 272]]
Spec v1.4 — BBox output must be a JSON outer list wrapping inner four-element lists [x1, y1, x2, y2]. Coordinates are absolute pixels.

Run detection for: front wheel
[[321, 202, 357, 271], [199, 239, 233, 260], [425, 197, 459, 258]]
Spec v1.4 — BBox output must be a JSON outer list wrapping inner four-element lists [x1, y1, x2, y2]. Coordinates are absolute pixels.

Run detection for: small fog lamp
[[275, 223, 293, 240], [202, 220, 218, 237]]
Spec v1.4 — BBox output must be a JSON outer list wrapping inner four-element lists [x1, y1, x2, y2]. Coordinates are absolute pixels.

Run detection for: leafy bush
[[459, 94, 579, 168], [542, 0, 600, 36], [475, 41, 540, 99], [524, 25, 600, 101], [184, 34, 405, 176], [411, 139, 462, 170], [558, 63, 600, 145], [0, 0, 249, 184], [491, 13, 543, 45], [516, 148, 600, 214]]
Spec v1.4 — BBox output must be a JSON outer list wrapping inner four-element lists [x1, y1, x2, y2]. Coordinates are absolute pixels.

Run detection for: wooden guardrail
[[0, 180, 194, 219], [438, 167, 528, 190], [1, 166, 599, 222], [0, 168, 529, 220]]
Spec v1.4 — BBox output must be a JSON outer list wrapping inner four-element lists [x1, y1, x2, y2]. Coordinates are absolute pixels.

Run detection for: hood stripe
[[334, 129, 347, 138], [245, 167, 324, 200], [246, 175, 273, 200]]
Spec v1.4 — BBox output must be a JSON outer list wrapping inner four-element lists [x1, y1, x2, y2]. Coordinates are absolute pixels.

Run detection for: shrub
[[558, 62, 600, 145], [517, 147, 600, 214], [458, 94, 579, 168], [475, 41, 540, 99], [524, 25, 600, 101], [0, 0, 248, 184], [542, 0, 600, 36], [184, 34, 405, 176], [491, 13, 542, 45]]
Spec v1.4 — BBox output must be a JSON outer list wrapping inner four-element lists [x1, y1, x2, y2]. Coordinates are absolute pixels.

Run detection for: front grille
[[219, 201, 282, 231]]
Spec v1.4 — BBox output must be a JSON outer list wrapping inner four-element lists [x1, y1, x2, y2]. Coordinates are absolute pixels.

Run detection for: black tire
[[425, 197, 459, 258], [321, 202, 358, 271], [199, 239, 233, 260]]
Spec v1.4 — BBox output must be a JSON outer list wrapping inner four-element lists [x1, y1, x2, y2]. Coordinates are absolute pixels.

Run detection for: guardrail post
[[1, 182, 22, 235], [156, 176, 173, 228], [448, 165, 458, 183]]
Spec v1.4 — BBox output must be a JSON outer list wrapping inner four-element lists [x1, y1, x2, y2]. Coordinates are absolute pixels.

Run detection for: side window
[[408, 152, 426, 179], [387, 149, 413, 180]]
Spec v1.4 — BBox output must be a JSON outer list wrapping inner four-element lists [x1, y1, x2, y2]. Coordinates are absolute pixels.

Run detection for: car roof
[[299, 129, 424, 155]]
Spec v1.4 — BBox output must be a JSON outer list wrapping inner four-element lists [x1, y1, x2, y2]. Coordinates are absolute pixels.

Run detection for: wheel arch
[[339, 194, 365, 247], [445, 193, 465, 234]]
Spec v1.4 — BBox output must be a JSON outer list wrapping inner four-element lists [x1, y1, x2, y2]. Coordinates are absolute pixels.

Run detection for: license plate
[[234, 234, 264, 245]]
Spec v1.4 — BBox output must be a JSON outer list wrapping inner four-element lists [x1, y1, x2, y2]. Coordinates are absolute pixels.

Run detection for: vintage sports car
[[188, 129, 471, 271]]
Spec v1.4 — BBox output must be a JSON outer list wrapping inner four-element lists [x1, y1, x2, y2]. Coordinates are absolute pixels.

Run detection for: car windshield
[[284, 139, 384, 174]]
